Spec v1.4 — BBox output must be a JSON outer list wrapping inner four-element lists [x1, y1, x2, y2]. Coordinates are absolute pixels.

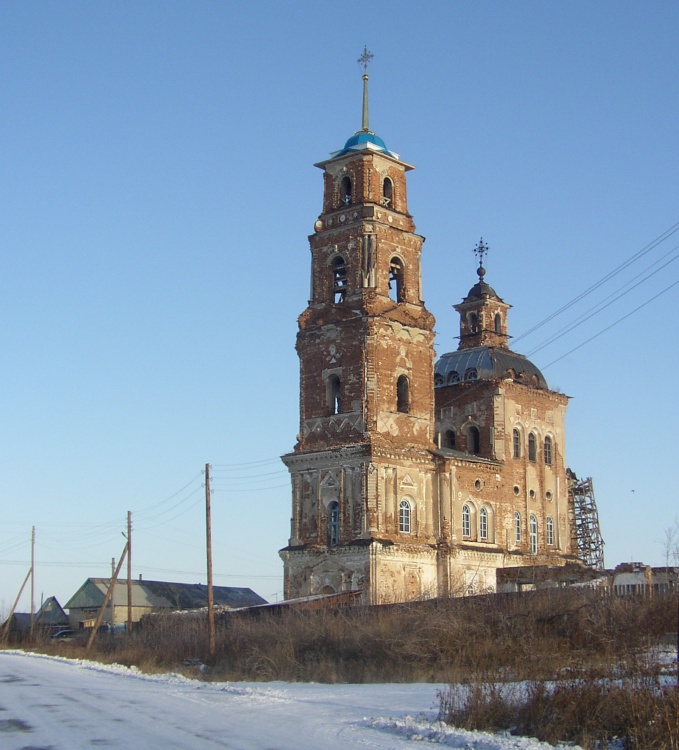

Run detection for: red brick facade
[[280, 124, 577, 604]]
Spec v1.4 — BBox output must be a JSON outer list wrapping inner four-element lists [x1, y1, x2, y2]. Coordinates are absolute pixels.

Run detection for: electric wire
[[541, 277, 679, 370], [512, 219, 679, 346], [526, 246, 679, 357]]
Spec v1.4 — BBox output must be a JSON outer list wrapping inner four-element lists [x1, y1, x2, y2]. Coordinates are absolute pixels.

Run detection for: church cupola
[[454, 239, 511, 350]]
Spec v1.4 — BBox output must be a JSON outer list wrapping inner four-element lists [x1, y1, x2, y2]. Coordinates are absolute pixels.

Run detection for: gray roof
[[65, 578, 267, 611], [435, 346, 548, 389]]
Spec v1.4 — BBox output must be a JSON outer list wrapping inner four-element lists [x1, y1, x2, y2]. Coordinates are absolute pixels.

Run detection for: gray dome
[[435, 346, 548, 389], [464, 280, 499, 300]]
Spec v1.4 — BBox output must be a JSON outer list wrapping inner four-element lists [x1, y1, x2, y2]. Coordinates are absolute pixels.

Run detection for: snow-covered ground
[[0, 650, 582, 750]]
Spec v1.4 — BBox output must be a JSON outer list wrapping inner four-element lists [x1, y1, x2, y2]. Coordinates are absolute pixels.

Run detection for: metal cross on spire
[[357, 45, 374, 75], [473, 238, 490, 267], [357, 46, 374, 132]]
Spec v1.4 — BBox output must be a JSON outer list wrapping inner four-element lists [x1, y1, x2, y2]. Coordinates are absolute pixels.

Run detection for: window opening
[[399, 499, 411, 533], [494, 313, 502, 334], [468, 426, 480, 455], [332, 256, 347, 304], [327, 374, 341, 415], [479, 507, 488, 540], [340, 176, 352, 206], [397, 375, 410, 414], [530, 514, 538, 555], [462, 504, 471, 537], [469, 312, 478, 333], [382, 177, 393, 206], [544, 436, 553, 466], [528, 432, 537, 462], [443, 429, 456, 449], [389, 257, 404, 302], [513, 428, 521, 458], [329, 501, 340, 547], [514, 512, 521, 542], [464, 368, 478, 382], [546, 516, 554, 546], [447, 371, 460, 385]]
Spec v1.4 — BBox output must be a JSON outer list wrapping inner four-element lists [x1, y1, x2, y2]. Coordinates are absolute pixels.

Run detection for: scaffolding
[[567, 469, 605, 570]]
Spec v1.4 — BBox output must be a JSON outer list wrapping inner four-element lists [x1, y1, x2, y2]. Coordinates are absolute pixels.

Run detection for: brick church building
[[280, 61, 578, 604]]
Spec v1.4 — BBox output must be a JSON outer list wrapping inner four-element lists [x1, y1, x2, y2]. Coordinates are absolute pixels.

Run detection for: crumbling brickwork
[[280, 128, 578, 605]]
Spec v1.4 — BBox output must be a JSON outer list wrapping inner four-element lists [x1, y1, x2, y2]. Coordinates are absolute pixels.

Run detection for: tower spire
[[357, 45, 374, 132]]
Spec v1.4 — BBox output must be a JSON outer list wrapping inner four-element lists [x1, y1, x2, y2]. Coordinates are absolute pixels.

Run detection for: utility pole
[[86, 542, 128, 651], [205, 463, 215, 657], [29, 526, 35, 637], [127, 511, 132, 636], [1, 568, 32, 643]]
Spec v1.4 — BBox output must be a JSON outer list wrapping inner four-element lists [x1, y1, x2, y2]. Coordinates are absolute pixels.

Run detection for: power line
[[542, 277, 679, 370], [513, 220, 679, 346], [527, 248, 679, 357]]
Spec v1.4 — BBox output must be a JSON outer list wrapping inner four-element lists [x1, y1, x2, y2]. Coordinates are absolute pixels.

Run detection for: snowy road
[[0, 651, 578, 749]]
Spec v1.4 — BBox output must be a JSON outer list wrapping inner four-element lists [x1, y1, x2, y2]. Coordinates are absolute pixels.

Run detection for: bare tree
[[661, 517, 679, 567]]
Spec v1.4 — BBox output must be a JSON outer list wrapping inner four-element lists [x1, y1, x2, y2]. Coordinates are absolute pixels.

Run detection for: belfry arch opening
[[327, 374, 341, 415], [389, 257, 404, 302], [332, 256, 347, 303], [382, 177, 393, 206], [340, 175, 352, 206]]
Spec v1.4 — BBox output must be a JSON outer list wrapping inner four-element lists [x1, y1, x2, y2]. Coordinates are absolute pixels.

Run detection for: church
[[279, 57, 579, 604]]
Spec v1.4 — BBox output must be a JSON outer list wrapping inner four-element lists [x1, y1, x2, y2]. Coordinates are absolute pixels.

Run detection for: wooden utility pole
[[86, 542, 128, 651], [205, 463, 215, 657], [127, 511, 132, 635], [29, 526, 35, 637], [1, 568, 32, 643]]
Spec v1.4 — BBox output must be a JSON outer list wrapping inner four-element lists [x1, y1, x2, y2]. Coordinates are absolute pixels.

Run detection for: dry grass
[[439, 677, 679, 749], [6, 588, 678, 746]]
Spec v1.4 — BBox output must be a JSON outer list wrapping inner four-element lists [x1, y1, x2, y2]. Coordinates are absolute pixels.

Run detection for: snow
[[0, 650, 581, 750]]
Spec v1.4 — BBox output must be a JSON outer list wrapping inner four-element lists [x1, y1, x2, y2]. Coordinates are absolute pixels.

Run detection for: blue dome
[[331, 130, 399, 159]]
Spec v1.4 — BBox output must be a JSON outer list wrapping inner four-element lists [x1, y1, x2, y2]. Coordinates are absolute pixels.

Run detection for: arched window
[[397, 375, 409, 413], [447, 371, 460, 385], [329, 501, 340, 547], [544, 436, 553, 466], [469, 312, 478, 333], [434, 373, 444, 386], [479, 507, 488, 540], [443, 429, 456, 449], [332, 256, 347, 304], [399, 499, 411, 533], [494, 313, 502, 334], [340, 175, 352, 206], [468, 426, 480, 455], [529, 514, 538, 555], [389, 257, 404, 302], [512, 428, 521, 459], [382, 177, 393, 206], [514, 511, 521, 543], [528, 432, 537, 462], [464, 368, 478, 382], [546, 516, 554, 546], [462, 504, 471, 537], [327, 374, 341, 415]]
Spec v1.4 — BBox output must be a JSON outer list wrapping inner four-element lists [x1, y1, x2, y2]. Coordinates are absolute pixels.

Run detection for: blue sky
[[1, 1, 677, 613]]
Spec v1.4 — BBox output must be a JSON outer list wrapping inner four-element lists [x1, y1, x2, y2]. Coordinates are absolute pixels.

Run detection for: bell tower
[[281, 50, 440, 603]]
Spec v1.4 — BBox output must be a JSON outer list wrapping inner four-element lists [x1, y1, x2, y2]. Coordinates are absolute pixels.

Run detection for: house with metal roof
[[1, 596, 69, 641], [64, 578, 267, 629]]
